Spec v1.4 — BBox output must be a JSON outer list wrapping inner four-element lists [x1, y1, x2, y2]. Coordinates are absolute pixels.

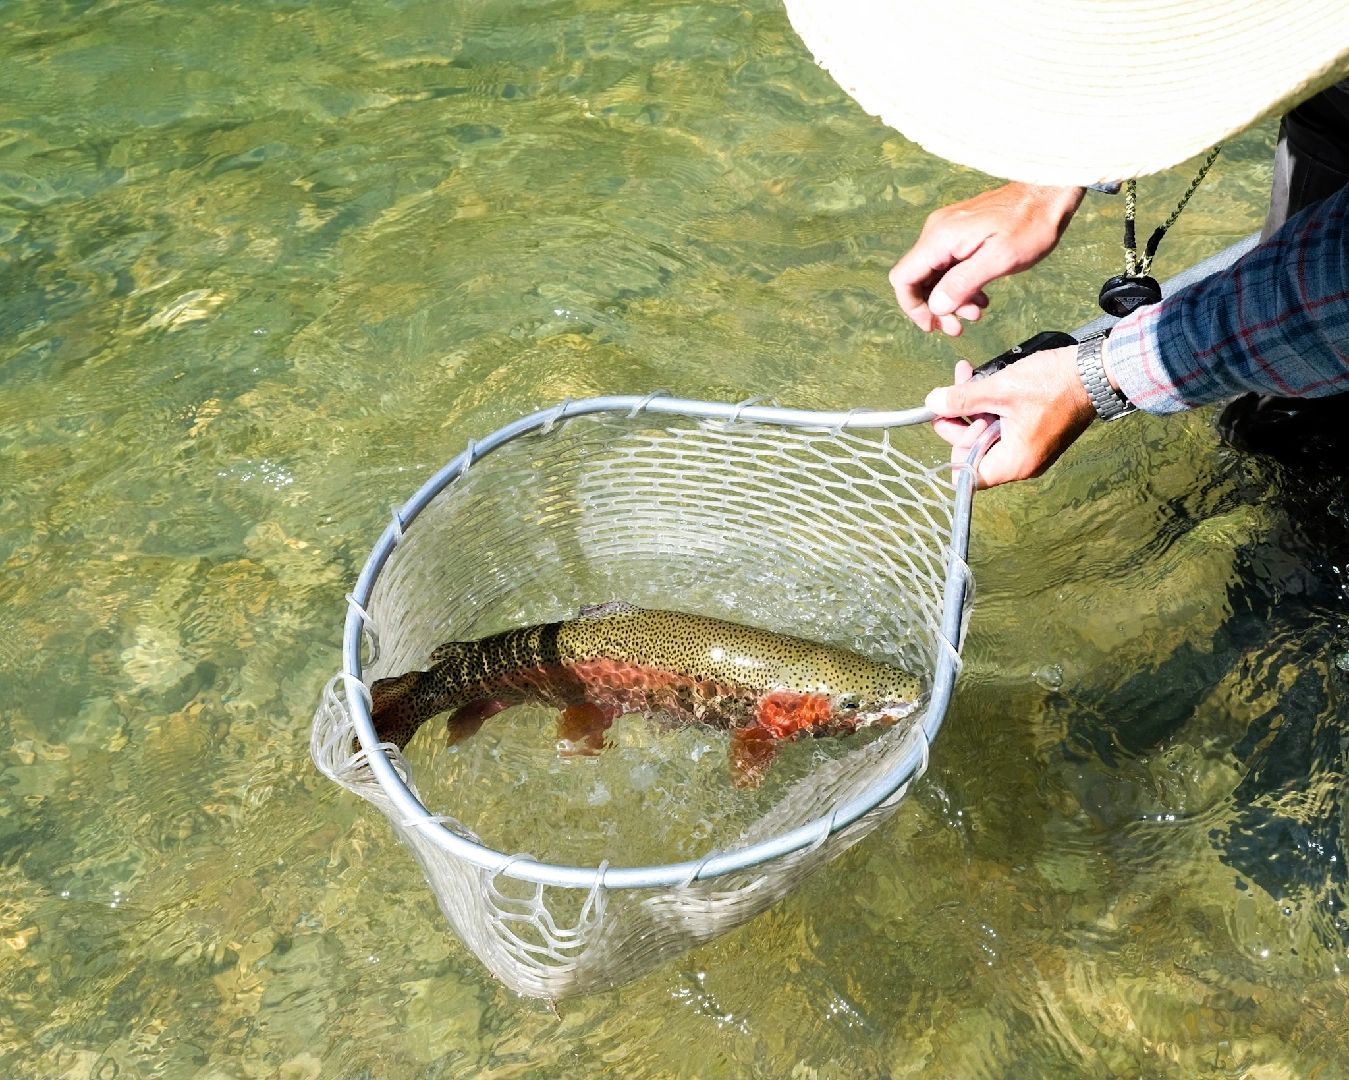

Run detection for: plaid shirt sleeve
[[1108, 181, 1349, 414]]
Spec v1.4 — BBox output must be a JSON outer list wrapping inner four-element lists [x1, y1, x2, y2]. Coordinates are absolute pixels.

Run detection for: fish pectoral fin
[[729, 724, 779, 788], [446, 698, 509, 745], [755, 691, 830, 739], [556, 702, 618, 756]]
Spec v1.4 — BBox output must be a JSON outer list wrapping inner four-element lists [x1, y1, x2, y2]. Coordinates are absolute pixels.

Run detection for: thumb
[[926, 375, 997, 418], [929, 243, 1019, 316], [925, 382, 964, 418]]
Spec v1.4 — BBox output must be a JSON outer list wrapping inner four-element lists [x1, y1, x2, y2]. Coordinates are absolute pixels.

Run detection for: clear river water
[[3, 1, 1347, 1077]]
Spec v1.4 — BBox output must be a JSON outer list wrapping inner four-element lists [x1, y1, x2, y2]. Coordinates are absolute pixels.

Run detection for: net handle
[[338, 394, 973, 891]]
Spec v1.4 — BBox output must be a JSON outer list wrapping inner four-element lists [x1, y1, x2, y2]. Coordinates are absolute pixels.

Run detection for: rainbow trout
[[369, 602, 921, 785]]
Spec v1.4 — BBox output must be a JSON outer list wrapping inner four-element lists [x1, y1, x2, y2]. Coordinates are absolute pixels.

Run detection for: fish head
[[825, 668, 921, 733]]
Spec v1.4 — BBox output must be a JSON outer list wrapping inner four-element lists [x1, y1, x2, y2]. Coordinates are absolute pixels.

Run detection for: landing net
[[311, 394, 977, 998]]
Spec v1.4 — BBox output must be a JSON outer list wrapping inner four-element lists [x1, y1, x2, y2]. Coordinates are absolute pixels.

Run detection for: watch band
[[1076, 331, 1135, 421]]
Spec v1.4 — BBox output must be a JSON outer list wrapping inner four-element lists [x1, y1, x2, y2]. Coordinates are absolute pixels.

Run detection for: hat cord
[[1122, 145, 1223, 277]]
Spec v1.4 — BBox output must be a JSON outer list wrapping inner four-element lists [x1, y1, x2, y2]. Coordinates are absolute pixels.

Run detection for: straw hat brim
[[784, 0, 1349, 185]]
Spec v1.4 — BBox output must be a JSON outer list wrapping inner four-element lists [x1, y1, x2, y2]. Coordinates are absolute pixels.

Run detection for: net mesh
[[311, 403, 969, 998]]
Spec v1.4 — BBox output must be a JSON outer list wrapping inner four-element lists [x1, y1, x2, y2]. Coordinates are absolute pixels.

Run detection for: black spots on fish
[[430, 623, 556, 689], [553, 607, 918, 708], [428, 639, 460, 665], [379, 608, 920, 750], [426, 639, 477, 704], [537, 622, 563, 667], [370, 669, 428, 748], [483, 631, 514, 679], [373, 623, 541, 745]]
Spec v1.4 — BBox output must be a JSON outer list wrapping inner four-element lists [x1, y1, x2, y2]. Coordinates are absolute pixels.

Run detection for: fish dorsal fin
[[428, 639, 466, 665], [578, 600, 638, 620]]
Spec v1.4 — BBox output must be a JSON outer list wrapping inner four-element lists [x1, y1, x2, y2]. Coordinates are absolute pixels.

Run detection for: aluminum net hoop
[[310, 392, 978, 996], [317, 394, 971, 887]]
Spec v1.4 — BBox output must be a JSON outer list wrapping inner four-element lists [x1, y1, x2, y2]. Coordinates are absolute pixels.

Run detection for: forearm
[[1107, 182, 1349, 414]]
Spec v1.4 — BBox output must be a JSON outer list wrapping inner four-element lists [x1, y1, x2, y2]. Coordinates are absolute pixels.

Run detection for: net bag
[[310, 393, 977, 999]]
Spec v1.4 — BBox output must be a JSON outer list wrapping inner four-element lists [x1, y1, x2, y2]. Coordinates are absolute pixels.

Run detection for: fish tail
[[369, 669, 433, 749], [365, 621, 560, 750]]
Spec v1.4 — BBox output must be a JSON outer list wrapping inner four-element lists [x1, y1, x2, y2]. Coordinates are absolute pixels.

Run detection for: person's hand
[[891, 183, 1085, 336], [924, 345, 1096, 487]]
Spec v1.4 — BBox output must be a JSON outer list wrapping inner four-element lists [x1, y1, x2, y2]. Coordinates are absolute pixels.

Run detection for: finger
[[967, 445, 1017, 488], [935, 312, 964, 337], [928, 243, 1019, 316], [931, 416, 970, 444], [933, 414, 990, 449], [890, 237, 959, 331], [893, 284, 936, 332], [950, 441, 992, 489], [925, 383, 958, 417], [925, 377, 1002, 419], [953, 301, 983, 322], [953, 359, 975, 383], [888, 253, 938, 329]]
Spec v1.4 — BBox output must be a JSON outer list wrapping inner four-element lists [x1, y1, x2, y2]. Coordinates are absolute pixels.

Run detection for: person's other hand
[[891, 183, 1085, 336], [924, 345, 1096, 487]]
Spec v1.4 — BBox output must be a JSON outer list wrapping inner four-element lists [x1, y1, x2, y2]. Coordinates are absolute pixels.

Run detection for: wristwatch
[[1076, 330, 1135, 421]]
